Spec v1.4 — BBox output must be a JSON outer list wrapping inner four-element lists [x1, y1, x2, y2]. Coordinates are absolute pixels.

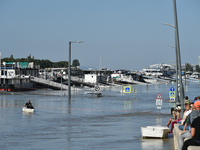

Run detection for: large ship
[[0, 62, 39, 91]]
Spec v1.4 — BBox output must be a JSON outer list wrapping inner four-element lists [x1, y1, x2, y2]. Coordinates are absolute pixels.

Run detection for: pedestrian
[[185, 96, 190, 104], [168, 106, 181, 134], [179, 102, 193, 131], [181, 100, 200, 150], [177, 102, 198, 150], [166, 107, 179, 128]]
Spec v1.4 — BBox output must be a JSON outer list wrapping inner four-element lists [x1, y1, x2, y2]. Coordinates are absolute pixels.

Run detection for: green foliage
[[53, 61, 68, 68], [196, 65, 200, 73], [1, 55, 79, 69], [185, 63, 193, 72], [72, 59, 80, 67], [27, 54, 34, 62]]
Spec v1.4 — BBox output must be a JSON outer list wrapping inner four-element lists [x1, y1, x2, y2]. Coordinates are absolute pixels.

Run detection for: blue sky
[[0, 0, 200, 70]]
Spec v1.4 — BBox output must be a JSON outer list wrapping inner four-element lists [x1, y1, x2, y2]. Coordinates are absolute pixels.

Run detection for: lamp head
[[70, 41, 84, 43]]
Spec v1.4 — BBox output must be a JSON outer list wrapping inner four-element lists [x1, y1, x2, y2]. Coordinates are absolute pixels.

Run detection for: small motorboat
[[22, 107, 35, 113], [141, 126, 169, 138]]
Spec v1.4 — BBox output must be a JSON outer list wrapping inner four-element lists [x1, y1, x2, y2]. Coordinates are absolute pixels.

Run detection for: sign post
[[156, 93, 163, 115], [123, 86, 132, 111]]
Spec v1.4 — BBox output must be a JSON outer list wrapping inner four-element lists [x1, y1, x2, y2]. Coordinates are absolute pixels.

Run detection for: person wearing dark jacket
[[24, 100, 34, 109]]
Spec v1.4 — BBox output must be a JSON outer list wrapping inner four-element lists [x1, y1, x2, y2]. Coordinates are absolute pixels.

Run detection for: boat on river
[[141, 126, 169, 138], [22, 107, 35, 113]]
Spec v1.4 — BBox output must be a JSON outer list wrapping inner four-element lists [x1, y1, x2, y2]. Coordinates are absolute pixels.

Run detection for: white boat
[[22, 107, 35, 113], [141, 126, 169, 138], [141, 68, 163, 77]]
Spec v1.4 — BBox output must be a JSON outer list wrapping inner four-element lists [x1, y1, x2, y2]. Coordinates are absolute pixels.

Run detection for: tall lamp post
[[68, 41, 83, 101], [173, 0, 185, 114], [164, 0, 185, 115], [163, 23, 180, 105]]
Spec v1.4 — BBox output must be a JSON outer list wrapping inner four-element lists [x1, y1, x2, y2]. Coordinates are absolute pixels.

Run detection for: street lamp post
[[61, 70, 63, 96], [164, 0, 185, 115], [173, 0, 185, 114], [68, 41, 83, 101], [163, 24, 180, 105]]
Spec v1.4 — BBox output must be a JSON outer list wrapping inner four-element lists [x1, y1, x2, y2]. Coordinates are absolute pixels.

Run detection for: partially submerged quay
[[0, 61, 190, 92]]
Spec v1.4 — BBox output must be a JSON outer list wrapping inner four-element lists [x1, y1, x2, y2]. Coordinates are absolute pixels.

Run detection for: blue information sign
[[170, 87, 175, 91], [170, 97, 175, 102], [124, 86, 131, 93], [169, 91, 175, 98]]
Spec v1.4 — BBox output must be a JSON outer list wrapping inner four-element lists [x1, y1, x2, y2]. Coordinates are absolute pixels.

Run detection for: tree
[[53, 61, 68, 68], [185, 63, 193, 72], [10, 54, 14, 59], [1, 54, 80, 69], [196, 65, 200, 73], [72, 59, 80, 67], [27, 54, 34, 62]]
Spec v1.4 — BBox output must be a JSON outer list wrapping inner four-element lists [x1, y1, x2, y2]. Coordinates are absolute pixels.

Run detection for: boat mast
[[173, 0, 185, 113]]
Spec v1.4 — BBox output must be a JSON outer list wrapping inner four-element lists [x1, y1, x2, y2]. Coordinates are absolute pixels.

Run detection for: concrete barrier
[[173, 124, 200, 150]]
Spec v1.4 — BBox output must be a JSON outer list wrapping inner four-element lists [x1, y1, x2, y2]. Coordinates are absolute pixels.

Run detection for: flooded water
[[1, 82, 200, 150]]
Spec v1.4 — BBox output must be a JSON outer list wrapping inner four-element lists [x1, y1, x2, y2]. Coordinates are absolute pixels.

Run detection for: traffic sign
[[157, 106, 161, 109], [156, 99, 162, 105], [170, 87, 175, 91], [169, 91, 175, 98], [156, 93, 163, 99], [94, 86, 101, 92], [170, 97, 175, 102], [156, 93, 162, 110], [124, 86, 131, 93]]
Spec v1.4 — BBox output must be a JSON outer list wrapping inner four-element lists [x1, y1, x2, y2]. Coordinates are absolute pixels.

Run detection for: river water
[[0, 82, 200, 150]]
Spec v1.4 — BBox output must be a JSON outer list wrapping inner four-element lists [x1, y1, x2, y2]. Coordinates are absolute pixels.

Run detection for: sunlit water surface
[[1, 82, 200, 150]]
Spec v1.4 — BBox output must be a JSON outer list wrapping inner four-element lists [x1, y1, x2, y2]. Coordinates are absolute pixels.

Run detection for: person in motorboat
[[24, 100, 34, 109]]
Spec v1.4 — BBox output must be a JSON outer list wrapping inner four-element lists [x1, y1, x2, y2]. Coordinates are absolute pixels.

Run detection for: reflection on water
[[124, 101, 131, 111], [0, 83, 199, 150], [141, 138, 173, 150], [141, 139, 164, 150]]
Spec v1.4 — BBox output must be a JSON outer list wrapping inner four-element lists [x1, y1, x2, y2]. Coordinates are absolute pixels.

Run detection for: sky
[[0, 0, 200, 71]]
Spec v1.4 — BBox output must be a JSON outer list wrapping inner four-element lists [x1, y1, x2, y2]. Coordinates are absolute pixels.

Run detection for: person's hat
[[176, 106, 181, 110], [194, 100, 200, 108]]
